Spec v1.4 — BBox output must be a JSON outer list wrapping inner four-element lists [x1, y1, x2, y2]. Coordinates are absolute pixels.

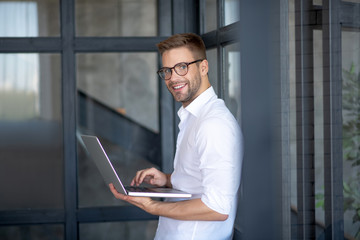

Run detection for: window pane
[[0, 0, 60, 37], [224, 43, 241, 121], [224, 0, 240, 26], [0, 54, 63, 210], [204, 0, 217, 32], [288, 0, 298, 211], [342, 30, 360, 240], [76, 0, 157, 37], [0, 225, 64, 240], [206, 48, 218, 95], [313, 0, 322, 5], [78, 137, 159, 207], [80, 221, 157, 240], [313, 29, 325, 232], [77, 53, 158, 132]]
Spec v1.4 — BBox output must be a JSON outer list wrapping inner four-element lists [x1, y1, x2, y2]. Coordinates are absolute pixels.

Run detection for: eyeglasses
[[157, 59, 204, 80]]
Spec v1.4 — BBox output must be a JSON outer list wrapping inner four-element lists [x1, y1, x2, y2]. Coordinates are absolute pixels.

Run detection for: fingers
[[109, 183, 128, 200], [109, 184, 153, 212], [131, 167, 163, 186]]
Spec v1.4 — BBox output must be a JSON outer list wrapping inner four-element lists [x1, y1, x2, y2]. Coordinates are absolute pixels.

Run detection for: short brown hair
[[156, 33, 207, 60]]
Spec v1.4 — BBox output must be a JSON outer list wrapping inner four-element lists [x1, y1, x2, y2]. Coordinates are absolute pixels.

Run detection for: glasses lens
[[158, 68, 171, 80], [174, 63, 188, 76]]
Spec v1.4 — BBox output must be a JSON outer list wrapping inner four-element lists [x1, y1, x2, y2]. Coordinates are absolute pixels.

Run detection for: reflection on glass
[[78, 137, 159, 207], [0, 225, 64, 240], [313, 29, 325, 228], [76, 52, 159, 207], [0, 54, 39, 119], [206, 48, 218, 94], [0, 0, 60, 37], [224, 43, 241, 122], [204, 0, 217, 32], [76, 0, 156, 36], [342, 30, 360, 240], [224, 0, 239, 26], [0, 54, 63, 210], [80, 221, 157, 240], [77, 53, 158, 132], [288, 0, 298, 210]]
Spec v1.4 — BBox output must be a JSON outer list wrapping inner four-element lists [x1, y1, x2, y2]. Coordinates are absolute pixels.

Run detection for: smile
[[173, 84, 186, 90]]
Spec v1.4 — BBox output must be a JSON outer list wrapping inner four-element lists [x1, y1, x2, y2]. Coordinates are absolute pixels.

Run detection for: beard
[[167, 72, 202, 106]]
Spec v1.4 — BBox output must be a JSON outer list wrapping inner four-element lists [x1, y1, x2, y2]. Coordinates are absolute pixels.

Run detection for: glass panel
[[313, 0, 322, 5], [78, 137, 159, 207], [342, 30, 360, 240], [76, 0, 156, 37], [77, 53, 158, 132], [206, 48, 218, 95], [0, 224, 64, 240], [0, 0, 60, 37], [0, 54, 63, 210], [80, 221, 157, 240], [204, 0, 217, 32], [224, 0, 240, 26], [288, 0, 298, 212], [313, 29, 325, 237], [224, 43, 241, 121]]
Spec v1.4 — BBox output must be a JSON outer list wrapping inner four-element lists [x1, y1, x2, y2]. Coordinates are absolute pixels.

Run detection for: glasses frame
[[157, 59, 204, 80]]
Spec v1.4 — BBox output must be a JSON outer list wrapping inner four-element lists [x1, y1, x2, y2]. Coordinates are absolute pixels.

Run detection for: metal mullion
[[322, 0, 344, 239], [218, 22, 240, 44], [295, 0, 316, 239], [217, 0, 223, 29], [172, 0, 185, 34], [0, 38, 61, 53], [0, 209, 64, 225], [61, 0, 78, 238], [74, 37, 166, 53], [202, 23, 240, 49], [158, 0, 175, 173], [77, 206, 158, 223], [171, 0, 185, 152], [280, 0, 291, 238], [216, 0, 223, 98], [199, 0, 206, 34]]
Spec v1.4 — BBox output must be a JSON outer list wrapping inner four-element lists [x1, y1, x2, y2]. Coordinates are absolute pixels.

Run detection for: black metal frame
[[322, 1, 344, 239], [0, 0, 240, 239], [292, 0, 359, 239], [295, 1, 316, 238], [238, 0, 282, 239], [0, 0, 168, 238]]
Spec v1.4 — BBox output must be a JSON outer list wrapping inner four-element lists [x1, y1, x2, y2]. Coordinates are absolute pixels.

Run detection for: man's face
[[162, 47, 204, 107]]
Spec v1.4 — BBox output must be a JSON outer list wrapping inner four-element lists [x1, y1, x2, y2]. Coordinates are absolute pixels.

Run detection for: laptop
[[81, 135, 192, 198]]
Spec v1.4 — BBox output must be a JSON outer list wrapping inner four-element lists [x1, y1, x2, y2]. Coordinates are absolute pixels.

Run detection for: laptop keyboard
[[126, 186, 153, 192]]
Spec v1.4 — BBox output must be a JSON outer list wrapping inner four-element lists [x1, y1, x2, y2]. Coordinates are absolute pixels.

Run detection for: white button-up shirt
[[155, 87, 243, 240]]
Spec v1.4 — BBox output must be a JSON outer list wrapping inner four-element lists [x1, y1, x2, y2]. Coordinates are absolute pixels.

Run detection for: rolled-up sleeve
[[196, 116, 242, 215]]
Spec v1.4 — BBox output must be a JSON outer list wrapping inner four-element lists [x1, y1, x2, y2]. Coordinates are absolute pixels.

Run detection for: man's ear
[[200, 59, 209, 76]]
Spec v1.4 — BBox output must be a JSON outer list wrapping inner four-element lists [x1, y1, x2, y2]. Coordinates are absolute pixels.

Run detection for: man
[[109, 33, 243, 240]]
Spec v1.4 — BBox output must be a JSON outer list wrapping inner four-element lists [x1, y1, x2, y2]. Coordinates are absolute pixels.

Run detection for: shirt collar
[[177, 86, 217, 118]]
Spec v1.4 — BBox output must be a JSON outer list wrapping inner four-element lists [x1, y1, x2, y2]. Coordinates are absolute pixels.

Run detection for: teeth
[[174, 84, 185, 89]]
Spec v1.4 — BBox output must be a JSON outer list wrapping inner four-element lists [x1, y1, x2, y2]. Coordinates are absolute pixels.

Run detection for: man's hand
[[131, 167, 171, 188], [108, 184, 228, 221], [109, 183, 154, 211]]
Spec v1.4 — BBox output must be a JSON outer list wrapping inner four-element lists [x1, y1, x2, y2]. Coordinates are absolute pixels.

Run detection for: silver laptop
[[81, 135, 192, 198]]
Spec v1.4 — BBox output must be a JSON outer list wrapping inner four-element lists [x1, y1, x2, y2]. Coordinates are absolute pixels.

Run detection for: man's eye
[[164, 68, 172, 73], [177, 64, 187, 70]]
